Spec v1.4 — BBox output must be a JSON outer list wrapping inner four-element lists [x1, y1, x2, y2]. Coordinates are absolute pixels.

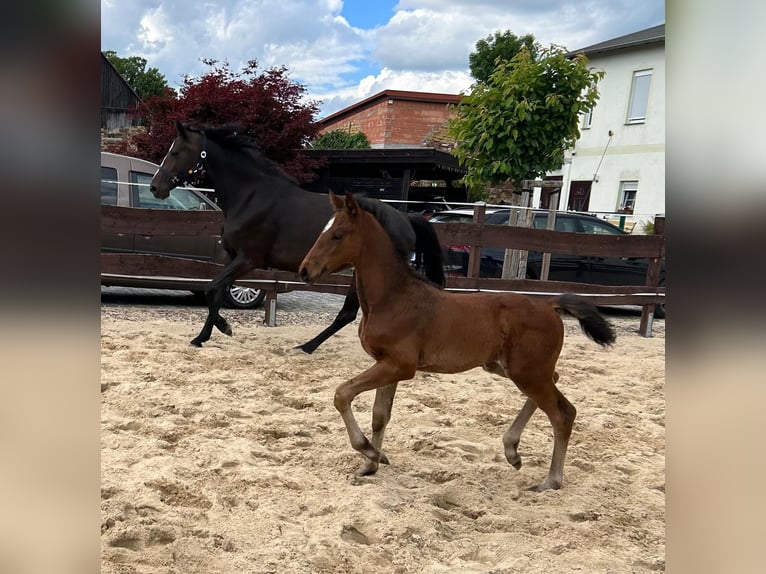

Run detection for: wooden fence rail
[[101, 205, 665, 336]]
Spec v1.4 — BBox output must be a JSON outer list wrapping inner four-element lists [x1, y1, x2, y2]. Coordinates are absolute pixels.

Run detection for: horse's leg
[[334, 361, 413, 475], [295, 280, 360, 354], [191, 251, 252, 347], [502, 371, 559, 469], [358, 383, 399, 476], [502, 398, 538, 470], [510, 371, 576, 491]]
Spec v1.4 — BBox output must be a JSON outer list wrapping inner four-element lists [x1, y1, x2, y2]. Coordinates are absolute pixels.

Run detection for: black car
[[437, 209, 665, 317]]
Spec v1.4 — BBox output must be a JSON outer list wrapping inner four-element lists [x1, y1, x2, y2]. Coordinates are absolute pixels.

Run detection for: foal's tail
[[554, 294, 616, 347], [408, 214, 446, 287]]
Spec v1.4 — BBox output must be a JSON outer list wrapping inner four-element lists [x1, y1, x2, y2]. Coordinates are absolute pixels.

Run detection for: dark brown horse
[[299, 193, 616, 491], [149, 122, 444, 352]]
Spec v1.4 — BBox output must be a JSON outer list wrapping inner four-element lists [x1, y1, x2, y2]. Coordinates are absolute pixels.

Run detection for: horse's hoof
[[223, 326, 233, 336], [190, 340, 203, 347], [356, 462, 379, 476], [294, 344, 315, 355], [379, 453, 390, 465], [504, 450, 521, 469], [526, 481, 560, 492]]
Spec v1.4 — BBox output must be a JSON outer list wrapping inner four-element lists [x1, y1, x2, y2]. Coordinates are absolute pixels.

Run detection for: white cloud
[[102, 0, 664, 118], [137, 6, 174, 50]]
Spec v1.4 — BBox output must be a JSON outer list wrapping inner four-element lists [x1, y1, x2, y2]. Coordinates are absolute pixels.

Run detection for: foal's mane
[[188, 123, 299, 184], [354, 196, 416, 264]]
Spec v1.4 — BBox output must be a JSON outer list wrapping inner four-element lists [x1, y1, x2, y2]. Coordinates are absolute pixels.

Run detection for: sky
[[101, 0, 665, 119]]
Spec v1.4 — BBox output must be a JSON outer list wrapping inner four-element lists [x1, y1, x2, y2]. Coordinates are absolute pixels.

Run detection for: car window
[[432, 214, 473, 223], [130, 170, 168, 208], [101, 166, 118, 205], [578, 218, 625, 235], [532, 215, 579, 233], [485, 211, 510, 225], [170, 188, 213, 210]]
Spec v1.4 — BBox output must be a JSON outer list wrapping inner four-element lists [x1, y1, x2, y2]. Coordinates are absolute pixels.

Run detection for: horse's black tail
[[554, 293, 616, 347], [408, 214, 446, 287]]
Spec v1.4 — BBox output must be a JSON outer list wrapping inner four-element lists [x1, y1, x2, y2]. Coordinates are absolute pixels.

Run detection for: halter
[[158, 130, 208, 186]]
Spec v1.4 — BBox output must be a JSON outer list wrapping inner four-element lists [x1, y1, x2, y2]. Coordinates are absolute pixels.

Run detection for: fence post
[[540, 190, 560, 281], [638, 214, 665, 337], [466, 202, 486, 281], [264, 290, 278, 327]]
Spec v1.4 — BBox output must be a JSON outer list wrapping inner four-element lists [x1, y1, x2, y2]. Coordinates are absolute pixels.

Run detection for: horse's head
[[150, 121, 206, 199], [299, 192, 362, 284]]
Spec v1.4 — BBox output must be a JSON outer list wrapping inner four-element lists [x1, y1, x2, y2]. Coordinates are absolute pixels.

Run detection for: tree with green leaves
[[311, 129, 370, 149], [450, 45, 604, 196], [103, 50, 171, 100], [469, 30, 540, 84]]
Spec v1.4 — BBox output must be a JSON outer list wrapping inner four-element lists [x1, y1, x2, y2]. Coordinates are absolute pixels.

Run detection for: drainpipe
[[593, 129, 614, 183]]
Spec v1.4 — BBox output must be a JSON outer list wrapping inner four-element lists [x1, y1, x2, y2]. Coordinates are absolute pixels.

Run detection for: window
[[581, 108, 593, 129], [100, 166, 118, 205], [130, 170, 167, 208], [617, 181, 638, 213], [532, 215, 579, 233], [578, 218, 624, 235], [627, 69, 652, 124]]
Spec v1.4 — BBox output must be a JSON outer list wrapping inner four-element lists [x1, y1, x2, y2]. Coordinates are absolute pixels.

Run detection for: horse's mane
[[355, 196, 416, 261], [188, 123, 299, 184]]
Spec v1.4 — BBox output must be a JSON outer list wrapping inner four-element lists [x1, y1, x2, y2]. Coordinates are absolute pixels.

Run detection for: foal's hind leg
[[502, 371, 558, 469], [191, 252, 252, 347], [511, 374, 575, 492], [502, 398, 538, 470], [295, 281, 360, 354], [358, 383, 398, 476]]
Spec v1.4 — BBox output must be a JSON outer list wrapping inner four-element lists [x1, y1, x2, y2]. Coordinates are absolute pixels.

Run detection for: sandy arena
[[101, 301, 665, 573]]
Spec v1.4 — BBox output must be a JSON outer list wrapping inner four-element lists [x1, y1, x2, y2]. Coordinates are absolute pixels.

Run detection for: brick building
[[317, 90, 462, 149]]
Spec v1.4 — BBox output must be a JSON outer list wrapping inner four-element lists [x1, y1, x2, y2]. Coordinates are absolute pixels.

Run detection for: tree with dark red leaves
[[130, 59, 322, 183]]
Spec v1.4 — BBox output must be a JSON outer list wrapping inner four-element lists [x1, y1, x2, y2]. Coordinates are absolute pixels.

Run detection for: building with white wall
[[550, 24, 665, 231]]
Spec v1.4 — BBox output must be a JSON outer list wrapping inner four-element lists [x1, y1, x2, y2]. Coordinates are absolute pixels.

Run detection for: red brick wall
[[320, 98, 455, 147], [320, 100, 391, 146], [387, 100, 453, 146]]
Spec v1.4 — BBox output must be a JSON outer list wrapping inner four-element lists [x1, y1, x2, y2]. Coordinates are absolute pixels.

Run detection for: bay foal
[[299, 193, 616, 491]]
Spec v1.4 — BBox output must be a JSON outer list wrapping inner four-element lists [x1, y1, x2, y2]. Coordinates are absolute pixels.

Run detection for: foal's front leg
[[334, 361, 412, 475], [358, 383, 398, 476]]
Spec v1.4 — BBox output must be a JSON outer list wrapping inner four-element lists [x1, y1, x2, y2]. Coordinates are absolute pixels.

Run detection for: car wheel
[[225, 285, 266, 309]]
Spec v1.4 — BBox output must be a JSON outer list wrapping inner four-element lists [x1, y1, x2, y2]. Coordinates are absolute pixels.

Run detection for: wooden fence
[[101, 204, 665, 336]]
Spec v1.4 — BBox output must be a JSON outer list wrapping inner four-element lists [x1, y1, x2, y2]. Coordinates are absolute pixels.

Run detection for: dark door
[[538, 176, 563, 210], [567, 180, 592, 211]]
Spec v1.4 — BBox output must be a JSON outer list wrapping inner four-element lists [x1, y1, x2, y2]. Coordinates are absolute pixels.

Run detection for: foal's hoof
[[356, 453, 389, 476], [356, 461, 379, 476], [526, 480, 561, 492], [222, 325, 233, 336], [190, 339, 203, 348]]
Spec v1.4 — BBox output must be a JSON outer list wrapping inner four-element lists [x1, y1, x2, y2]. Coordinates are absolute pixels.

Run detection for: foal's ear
[[329, 191, 345, 211], [175, 120, 186, 138], [345, 193, 360, 216]]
